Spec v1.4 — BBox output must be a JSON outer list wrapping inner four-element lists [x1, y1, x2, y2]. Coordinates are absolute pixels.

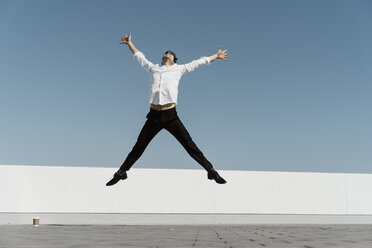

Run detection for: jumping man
[[106, 32, 228, 186]]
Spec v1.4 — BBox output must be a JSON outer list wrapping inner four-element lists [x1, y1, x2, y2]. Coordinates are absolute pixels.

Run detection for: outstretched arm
[[120, 32, 139, 54], [120, 32, 155, 72], [208, 45, 228, 62], [181, 45, 228, 74]]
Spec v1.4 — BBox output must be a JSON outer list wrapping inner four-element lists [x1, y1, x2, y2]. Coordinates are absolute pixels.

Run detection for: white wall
[[1, 164, 372, 215]]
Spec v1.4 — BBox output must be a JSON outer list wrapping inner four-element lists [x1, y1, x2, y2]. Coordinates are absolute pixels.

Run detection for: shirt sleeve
[[133, 51, 155, 72], [180, 56, 211, 75]]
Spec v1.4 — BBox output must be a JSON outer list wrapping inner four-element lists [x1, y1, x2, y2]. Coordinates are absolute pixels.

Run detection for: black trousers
[[119, 107, 214, 172]]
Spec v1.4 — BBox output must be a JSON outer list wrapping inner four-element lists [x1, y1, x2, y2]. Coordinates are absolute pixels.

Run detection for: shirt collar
[[162, 63, 177, 67]]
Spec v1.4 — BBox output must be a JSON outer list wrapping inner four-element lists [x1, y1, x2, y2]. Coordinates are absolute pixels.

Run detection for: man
[[106, 32, 228, 186]]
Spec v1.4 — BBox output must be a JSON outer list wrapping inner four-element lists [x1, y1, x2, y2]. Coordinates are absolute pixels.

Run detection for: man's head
[[161, 50, 178, 65]]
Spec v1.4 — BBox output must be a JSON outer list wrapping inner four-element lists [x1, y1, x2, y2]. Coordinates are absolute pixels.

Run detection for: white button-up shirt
[[133, 51, 211, 105]]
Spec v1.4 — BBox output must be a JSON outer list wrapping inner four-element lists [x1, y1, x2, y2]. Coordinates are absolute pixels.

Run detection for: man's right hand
[[120, 32, 139, 54], [120, 32, 132, 45]]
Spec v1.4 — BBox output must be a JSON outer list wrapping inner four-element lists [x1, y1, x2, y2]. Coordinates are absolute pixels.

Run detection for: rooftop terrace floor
[[1, 224, 372, 247]]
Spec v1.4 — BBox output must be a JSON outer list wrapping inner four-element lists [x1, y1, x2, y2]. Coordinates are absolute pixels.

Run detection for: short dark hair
[[164, 50, 178, 63]]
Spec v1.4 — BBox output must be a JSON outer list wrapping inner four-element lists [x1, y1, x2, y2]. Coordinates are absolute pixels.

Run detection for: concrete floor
[[1, 224, 372, 248]]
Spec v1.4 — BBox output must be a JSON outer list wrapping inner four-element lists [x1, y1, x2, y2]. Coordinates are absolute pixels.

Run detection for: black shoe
[[207, 169, 227, 184], [106, 170, 127, 186]]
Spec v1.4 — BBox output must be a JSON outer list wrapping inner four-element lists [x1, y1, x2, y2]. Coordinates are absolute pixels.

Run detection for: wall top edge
[[1, 164, 372, 176]]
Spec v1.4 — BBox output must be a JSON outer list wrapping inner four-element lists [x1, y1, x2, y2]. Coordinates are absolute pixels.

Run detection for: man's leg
[[164, 112, 226, 184], [106, 118, 162, 186], [120, 118, 163, 171], [164, 117, 214, 172]]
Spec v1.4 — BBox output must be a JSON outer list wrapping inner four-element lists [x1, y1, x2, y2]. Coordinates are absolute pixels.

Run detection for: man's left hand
[[216, 45, 228, 61]]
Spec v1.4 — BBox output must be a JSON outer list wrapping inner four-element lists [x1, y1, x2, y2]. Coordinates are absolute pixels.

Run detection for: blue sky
[[0, 0, 371, 173]]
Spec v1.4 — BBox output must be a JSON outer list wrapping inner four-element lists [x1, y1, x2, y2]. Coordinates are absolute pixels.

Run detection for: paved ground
[[0, 224, 371, 247]]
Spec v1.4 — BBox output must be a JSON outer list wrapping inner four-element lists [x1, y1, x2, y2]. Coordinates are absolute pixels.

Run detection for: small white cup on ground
[[33, 217, 40, 226]]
